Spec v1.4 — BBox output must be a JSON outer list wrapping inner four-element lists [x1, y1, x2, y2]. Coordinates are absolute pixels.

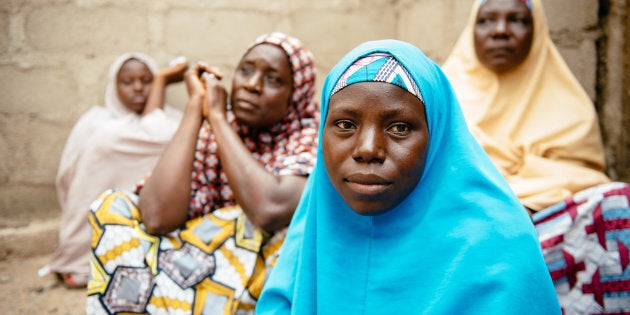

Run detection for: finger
[[206, 66, 224, 80], [193, 61, 209, 77], [196, 60, 211, 71], [194, 61, 224, 80], [202, 72, 219, 86], [184, 67, 198, 79]]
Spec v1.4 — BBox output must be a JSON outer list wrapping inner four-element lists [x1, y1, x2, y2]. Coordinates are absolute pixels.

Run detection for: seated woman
[[442, 0, 630, 313], [43, 53, 186, 287], [86, 33, 318, 314], [256, 39, 560, 314]]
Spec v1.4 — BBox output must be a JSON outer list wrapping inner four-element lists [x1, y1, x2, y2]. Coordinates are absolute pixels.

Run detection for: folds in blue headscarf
[[256, 39, 560, 314]]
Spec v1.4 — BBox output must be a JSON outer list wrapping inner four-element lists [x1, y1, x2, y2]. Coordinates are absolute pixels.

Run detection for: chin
[[234, 115, 262, 129], [346, 200, 394, 216], [127, 104, 145, 114], [232, 110, 253, 125], [487, 60, 520, 73], [234, 113, 276, 130]]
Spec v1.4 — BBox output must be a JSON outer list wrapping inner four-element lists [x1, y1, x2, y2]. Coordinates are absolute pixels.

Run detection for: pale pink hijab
[[47, 53, 182, 282], [443, 0, 609, 211]]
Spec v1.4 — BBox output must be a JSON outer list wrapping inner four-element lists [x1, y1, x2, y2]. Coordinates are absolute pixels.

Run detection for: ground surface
[[0, 215, 86, 314], [0, 254, 86, 314]]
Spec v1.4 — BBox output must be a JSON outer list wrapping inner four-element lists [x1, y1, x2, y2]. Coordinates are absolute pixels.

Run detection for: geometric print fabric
[[87, 189, 285, 314], [534, 182, 630, 314]]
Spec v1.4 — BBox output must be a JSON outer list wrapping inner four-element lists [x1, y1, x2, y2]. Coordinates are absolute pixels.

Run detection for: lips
[[344, 173, 392, 196], [485, 46, 514, 56], [234, 98, 258, 111], [131, 95, 147, 104]]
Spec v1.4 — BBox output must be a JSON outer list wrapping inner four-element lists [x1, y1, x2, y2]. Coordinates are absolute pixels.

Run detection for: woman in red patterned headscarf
[[86, 32, 318, 314]]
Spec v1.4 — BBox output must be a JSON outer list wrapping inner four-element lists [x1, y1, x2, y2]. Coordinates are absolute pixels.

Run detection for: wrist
[[207, 109, 227, 125], [186, 95, 204, 114]]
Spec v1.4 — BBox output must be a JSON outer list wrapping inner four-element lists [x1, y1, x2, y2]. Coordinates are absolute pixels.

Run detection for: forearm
[[142, 76, 167, 116], [208, 114, 305, 231], [139, 97, 204, 234]]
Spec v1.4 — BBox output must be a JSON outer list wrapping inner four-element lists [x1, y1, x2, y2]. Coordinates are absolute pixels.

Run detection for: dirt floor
[[0, 254, 86, 314]]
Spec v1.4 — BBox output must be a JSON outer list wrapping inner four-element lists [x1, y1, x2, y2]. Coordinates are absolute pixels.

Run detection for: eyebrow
[[328, 103, 419, 119], [327, 106, 359, 116], [380, 107, 414, 120], [241, 59, 283, 73]]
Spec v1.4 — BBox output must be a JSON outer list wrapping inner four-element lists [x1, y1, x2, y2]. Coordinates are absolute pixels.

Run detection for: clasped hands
[[184, 61, 228, 122]]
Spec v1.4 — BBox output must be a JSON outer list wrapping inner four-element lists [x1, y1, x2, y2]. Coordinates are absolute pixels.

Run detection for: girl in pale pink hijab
[[42, 53, 186, 287]]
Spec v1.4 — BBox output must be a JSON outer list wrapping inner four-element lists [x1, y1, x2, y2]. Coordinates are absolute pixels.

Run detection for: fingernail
[[169, 56, 187, 66]]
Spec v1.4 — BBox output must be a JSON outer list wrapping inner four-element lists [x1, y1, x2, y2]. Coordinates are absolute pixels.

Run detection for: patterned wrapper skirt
[[534, 182, 630, 314], [86, 189, 285, 315]]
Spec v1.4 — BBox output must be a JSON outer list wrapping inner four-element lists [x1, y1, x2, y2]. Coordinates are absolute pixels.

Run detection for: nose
[[132, 79, 144, 91], [244, 72, 263, 93], [492, 19, 509, 37], [352, 126, 385, 164]]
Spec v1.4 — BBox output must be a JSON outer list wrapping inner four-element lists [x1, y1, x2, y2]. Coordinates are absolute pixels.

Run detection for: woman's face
[[323, 82, 429, 215], [231, 44, 293, 129], [473, 0, 534, 73], [116, 58, 154, 114]]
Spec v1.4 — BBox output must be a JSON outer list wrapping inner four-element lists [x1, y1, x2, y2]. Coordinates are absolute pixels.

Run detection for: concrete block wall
[[1, 0, 627, 225]]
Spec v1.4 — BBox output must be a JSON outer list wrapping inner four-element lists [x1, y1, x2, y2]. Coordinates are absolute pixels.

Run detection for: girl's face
[[116, 58, 154, 114], [323, 82, 429, 215], [231, 44, 293, 129], [474, 0, 534, 73]]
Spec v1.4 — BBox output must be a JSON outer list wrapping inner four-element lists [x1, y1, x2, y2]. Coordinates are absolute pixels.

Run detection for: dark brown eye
[[510, 16, 531, 25], [334, 120, 356, 131], [143, 75, 153, 84], [238, 64, 254, 77], [387, 123, 411, 136], [264, 74, 284, 87]]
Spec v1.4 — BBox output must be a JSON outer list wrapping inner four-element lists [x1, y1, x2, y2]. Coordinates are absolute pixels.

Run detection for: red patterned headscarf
[[188, 32, 319, 218]]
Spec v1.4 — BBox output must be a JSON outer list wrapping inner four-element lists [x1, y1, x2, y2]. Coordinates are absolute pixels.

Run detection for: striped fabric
[[534, 182, 630, 314]]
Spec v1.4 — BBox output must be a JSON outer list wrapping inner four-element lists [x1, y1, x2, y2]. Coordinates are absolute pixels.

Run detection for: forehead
[[478, 0, 531, 13], [241, 44, 291, 71], [118, 59, 150, 75], [329, 82, 425, 115]]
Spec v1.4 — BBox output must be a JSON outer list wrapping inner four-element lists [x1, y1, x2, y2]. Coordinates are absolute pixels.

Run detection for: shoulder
[[73, 106, 113, 127]]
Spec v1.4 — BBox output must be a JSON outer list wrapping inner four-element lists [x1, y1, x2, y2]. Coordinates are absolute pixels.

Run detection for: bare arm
[[203, 74, 306, 232], [142, 61, 188, 116], [138, 63, 209, 235]]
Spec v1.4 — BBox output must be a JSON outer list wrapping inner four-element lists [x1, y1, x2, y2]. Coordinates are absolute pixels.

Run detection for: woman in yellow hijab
[[443, 0, 630, 313], [443, 0, 610, 212]]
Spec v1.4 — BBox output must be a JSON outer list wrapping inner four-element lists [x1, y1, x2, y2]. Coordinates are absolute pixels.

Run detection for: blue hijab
[[256, 40, 560, 314]]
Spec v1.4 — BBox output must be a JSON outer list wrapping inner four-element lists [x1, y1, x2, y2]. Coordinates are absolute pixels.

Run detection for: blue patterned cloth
[[331, 53, 422, 101], [256, 39, 560, 314]]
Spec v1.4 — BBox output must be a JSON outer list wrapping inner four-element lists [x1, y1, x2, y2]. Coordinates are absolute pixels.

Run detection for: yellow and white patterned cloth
[[87, 189, 285, 315]]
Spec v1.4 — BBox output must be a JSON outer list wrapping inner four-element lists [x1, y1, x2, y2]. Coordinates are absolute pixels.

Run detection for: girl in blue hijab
[[256, 39, 560, 314]]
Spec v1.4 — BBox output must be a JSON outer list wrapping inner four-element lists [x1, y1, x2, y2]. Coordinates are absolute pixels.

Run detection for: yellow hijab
[[442, 0, 609, 211]]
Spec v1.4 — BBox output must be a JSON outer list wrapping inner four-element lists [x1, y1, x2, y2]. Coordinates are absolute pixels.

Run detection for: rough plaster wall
[[600, 0, 630, 181], [0, 0, 627, 223]]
